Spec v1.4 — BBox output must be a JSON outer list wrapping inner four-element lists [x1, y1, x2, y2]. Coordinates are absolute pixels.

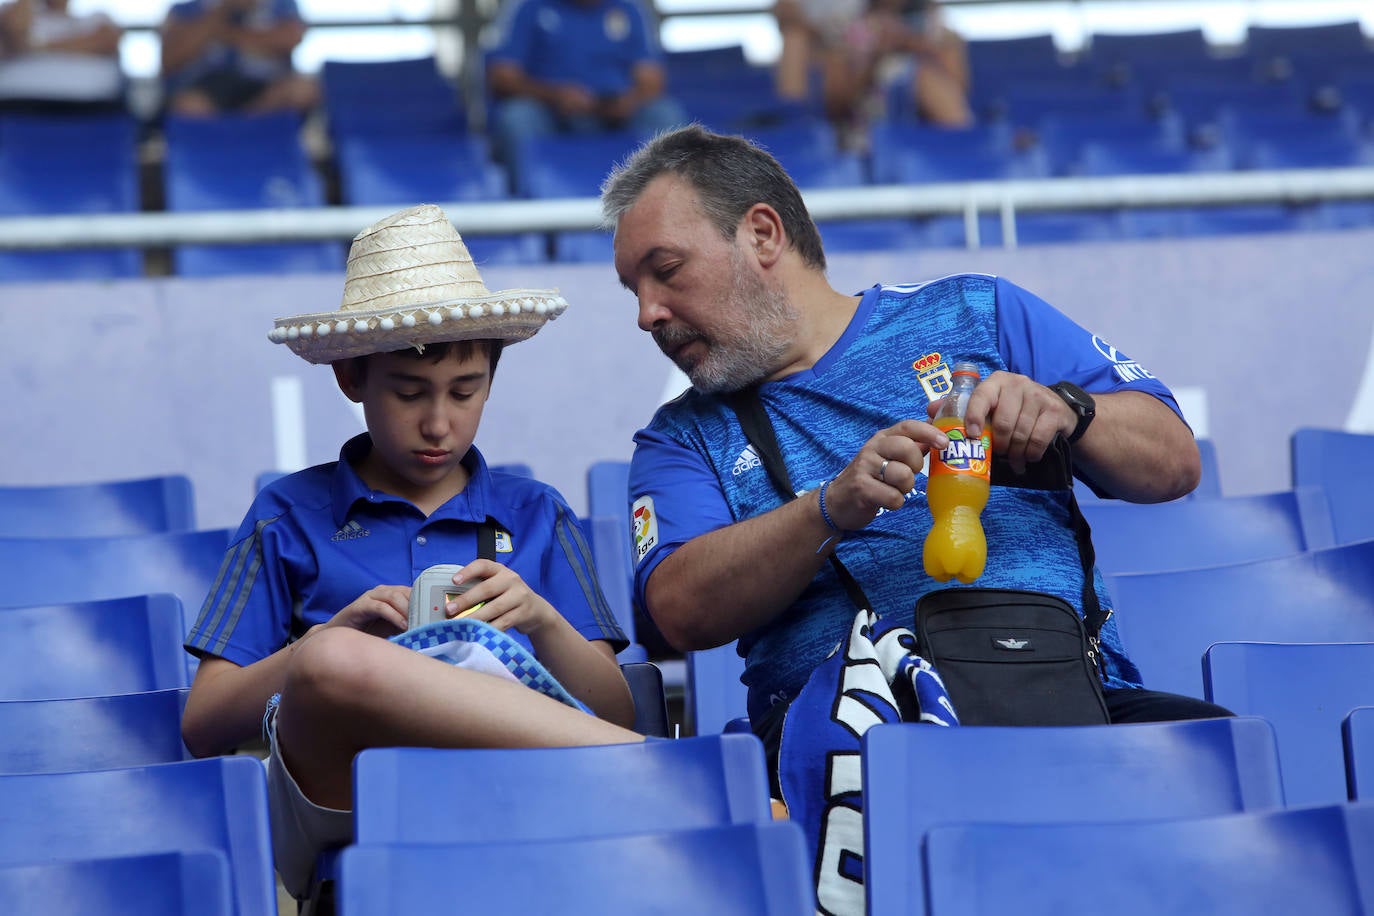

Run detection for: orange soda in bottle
[[923, 362, 992, 583]]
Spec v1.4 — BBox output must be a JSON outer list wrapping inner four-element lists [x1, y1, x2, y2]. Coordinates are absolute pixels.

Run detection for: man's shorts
[[264, 697, 352, 900]]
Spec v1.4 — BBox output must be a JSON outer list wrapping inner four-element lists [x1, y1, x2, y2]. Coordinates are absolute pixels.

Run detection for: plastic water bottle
[[923, 362, 992, 583]]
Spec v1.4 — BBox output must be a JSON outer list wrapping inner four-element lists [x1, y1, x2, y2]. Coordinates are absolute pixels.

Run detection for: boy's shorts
[[264, 699, 352, 900]]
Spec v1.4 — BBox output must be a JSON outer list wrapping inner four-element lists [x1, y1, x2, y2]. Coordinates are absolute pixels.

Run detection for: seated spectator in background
[[160, 0, 317, 117], [485, 0, 686, 162], [0, 0, 126, 113], [774, 0, 971, 146]]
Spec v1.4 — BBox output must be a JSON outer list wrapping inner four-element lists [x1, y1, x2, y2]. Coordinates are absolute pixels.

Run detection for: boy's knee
[[285, 626, 389, 710]]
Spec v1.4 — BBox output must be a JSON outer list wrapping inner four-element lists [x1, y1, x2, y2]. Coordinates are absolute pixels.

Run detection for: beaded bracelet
[[816, 478, 844, 554]]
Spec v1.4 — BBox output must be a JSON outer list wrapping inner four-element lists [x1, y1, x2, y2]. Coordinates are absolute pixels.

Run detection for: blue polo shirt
[[488, 0, 661, 98], [186, 434, 626, 667]]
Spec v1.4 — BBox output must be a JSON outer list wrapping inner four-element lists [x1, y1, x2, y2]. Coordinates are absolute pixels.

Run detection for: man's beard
[[653, 250, 798, 394]]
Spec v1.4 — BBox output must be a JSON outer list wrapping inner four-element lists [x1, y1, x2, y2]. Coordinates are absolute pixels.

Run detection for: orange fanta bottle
[[923, 362, 992, 583]]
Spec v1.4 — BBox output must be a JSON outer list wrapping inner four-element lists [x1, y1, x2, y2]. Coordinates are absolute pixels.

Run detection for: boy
[[182, 204, 644, 899]]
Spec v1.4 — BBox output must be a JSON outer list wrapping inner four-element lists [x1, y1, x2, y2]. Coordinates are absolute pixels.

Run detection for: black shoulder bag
[[728, 387, 1110, 726]]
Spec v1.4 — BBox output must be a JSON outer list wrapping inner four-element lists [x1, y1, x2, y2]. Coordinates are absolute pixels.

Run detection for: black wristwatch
[[1049, 381, 1096, 444]]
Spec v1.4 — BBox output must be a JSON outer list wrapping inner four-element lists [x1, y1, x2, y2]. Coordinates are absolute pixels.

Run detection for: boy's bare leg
[[275, 627, 645, 809]]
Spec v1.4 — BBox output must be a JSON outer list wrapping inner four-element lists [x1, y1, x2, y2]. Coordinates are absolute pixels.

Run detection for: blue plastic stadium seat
[[0, 849, 232, 916], [863, 718, 1285, 916], [354, 736, 773, 846], [512, 131, 643, 199], [1204, 640, 1374, 806], [0, 756, 275, 916], [0, 687, 191, 773], [687, 642, 749, 737], [922, 801, 1374, 916], [1291, 427, 1374, 545], [335, 135, 543, 263], [0, 527, 234, 655], [1104, 538, 1374, 698], [1246, 21, 1371, 63], [1345, 706, 1374, 801], [0, 112, 141, 280], [338, 822, 814, 916], [0, 474, 195, 537], [1086, 28, 1212, 69], [663, 44, 751, 84], [321, 56, 466, 141], [818, 218, 925, 254], [0, 595, 189, 700], [1082, 484, 1333, 575], [163, 113, 341, 276], [337, 134, 507, 203], [620, 660, 668, 736]]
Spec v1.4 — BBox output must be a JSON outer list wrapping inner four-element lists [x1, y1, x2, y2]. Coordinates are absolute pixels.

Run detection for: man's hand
[[822, 419, 950, 531], [938, 370, 1077, 475]]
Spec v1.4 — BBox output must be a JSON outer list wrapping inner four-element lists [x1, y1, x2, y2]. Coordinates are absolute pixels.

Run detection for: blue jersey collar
[[329, 433, 502, 529]]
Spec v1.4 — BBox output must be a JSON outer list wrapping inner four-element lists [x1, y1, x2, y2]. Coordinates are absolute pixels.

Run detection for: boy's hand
[[327, 585, 410, 637], [445, 560, 557, 636]]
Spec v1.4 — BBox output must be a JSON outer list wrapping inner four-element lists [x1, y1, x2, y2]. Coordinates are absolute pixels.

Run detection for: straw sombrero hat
[[269, 204, 567, 364]]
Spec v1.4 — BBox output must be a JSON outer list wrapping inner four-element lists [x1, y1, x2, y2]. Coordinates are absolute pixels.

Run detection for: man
[[485, 0, 685, 164], [602, 123, 1228, 780], [160, 0, 317, 116]]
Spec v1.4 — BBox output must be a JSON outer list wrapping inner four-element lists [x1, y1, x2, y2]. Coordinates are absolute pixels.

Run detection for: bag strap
[[727, 387, 873, 614], [725, 386, 1107, 639], [478, 520, 497, 562]]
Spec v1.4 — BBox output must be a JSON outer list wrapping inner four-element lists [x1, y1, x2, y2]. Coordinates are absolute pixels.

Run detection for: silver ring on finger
[[878, 459, 890, 483]]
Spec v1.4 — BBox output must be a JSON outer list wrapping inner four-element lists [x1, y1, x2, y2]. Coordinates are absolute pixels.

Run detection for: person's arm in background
[[224, 0, 305, 59], [488, 58, 598, 117], [41, 12, 122, 56], [598, 59, 665, 124], [160, 2, 229, 75], [0, 0, 33, 55]]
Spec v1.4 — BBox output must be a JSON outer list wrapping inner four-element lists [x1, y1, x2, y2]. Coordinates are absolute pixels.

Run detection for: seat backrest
[[1082, 485, 1334, 575], [512, 131, 642, 199], [0, 474, 195, 537], [0, 687, 191, 773], [336, 134, 507, 205], [338, 822, 814, 916], [584, 459, 642, 644], [687, 642, 749, 736], [321, 56, 466, 139], [621, 660, 670, 738], [1204, 641, 1374, 806], [863, 717, 1285, 916], [354, 734, 773, 845], [0, 595, 188, 700], [1291, 427, 1374, 545], [1105, 538, 1374, 697], [1345, 706, 1374, 801], [0, 849, 232, 916], [0, 756, 276, 916], [922, 800, 1374, 916], [0, 528, 233, 628]]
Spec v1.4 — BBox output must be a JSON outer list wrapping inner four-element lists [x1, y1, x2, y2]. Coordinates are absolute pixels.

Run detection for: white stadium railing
[[0, 167, 1371, 251]]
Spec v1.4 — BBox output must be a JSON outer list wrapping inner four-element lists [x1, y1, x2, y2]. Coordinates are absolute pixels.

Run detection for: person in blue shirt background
[[160, 0, 317, 116], [182, 204, 643, 899], [485, 0, 686, 164]]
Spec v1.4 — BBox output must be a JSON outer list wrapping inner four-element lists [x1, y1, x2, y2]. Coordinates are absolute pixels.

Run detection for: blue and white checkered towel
[[390, 619, 589, 714]]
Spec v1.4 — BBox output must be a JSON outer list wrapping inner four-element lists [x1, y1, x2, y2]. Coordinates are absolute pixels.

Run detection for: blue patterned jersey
[[630, 274, 1187, 721]]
